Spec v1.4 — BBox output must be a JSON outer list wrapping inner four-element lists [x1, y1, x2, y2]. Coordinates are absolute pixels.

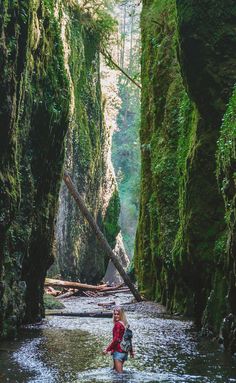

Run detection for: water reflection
[[1, 294, 236, 383], [76, 367, 210, 383]]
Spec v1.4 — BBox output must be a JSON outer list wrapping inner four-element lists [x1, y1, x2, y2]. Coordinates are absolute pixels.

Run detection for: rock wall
[[0, 0, 70, 337], [214, 88, 236, 353], [134, 0, 236, 351], [55, 5, 121, 284], [0, 0, 120, 337]]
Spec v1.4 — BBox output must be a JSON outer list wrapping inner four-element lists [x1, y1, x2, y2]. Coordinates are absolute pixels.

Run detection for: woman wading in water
[[103, 306, 134, 373]]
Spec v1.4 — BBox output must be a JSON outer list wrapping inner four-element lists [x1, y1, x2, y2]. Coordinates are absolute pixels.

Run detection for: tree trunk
[[101, 49, 141, 89], [45, 278, 107, 291], [46, 311, 113, 318], [63, 173, 143, 302]]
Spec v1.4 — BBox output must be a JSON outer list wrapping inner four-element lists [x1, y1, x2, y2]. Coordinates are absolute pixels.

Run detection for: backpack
[[120, 324, 133, 352]]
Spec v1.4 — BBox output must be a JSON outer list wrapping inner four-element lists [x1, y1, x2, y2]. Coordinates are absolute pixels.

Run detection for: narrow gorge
[[0, 0, 236, 365]]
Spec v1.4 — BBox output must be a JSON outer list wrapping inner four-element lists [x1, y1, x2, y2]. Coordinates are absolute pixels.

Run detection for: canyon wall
[[134, 0, 236, 352], [0, 0, 120, 337]]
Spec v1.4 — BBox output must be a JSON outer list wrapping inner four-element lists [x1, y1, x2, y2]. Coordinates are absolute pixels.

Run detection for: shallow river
[[0, 293, 236, 383]]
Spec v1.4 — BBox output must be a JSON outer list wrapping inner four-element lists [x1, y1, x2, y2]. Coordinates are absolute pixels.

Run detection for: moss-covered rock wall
[[0, 0, 120, 338], [0, 0, 70, 338], [55, 5, 121, 284], [134, 0, 236, 350], [215, 88, 236, 353]]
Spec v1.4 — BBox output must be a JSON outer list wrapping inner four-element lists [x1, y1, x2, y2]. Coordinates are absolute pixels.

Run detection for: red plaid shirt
[[106, 321, 125, 353]]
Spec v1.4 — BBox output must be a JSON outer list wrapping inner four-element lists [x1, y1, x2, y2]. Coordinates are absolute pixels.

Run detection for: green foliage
[[93, 9, 117, 47], [217, 85, 236, 191], [103, 189, 121, 249], [44, 294, 65, 310], [79, 0, 118, 49]]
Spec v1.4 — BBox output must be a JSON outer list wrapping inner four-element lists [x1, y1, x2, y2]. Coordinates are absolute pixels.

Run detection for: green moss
[[135, 0, 236, 337], [43, 294, 65, 310], [216, 87, 236, 351], [134, 0, 182, 297], [217, 86, 236, 190], [202, 274, 228, 334], [0, 0, 71, 336], [176, 0, 236, 120], [54, 4, 121, 285], [103, 189, 120, 250], [56, 6, 104, 284], [0, 0, 119, 337]]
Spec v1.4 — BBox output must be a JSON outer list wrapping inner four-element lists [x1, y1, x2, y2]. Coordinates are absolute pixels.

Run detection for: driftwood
[[45, 278, 107, 291], [44, 277, 133, 301], [46, 311, 112, 318], [63, 173, 142, 302], [58, 290, 79, 299], [96, 286, 130, 293], [45, 286, 61, 296], [82, 291, 98, 297], [98, 301, 115, 307], [97, 289, 131, 297]]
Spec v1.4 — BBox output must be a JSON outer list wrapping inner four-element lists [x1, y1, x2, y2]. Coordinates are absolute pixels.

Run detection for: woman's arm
[[106, 322, 123, 352]]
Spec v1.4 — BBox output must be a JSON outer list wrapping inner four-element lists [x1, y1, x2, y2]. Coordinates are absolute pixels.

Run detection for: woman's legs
[[114, 359, 123, 373]]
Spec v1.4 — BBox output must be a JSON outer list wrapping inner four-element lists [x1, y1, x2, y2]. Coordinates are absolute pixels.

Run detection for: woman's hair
[[113, 306, 128, 326]]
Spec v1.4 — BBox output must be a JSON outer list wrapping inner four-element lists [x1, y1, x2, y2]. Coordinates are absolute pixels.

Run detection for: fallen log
[[44, 286, 61, 296], [96, 286, 130, 293], [82, 291, 98, 297], [63, 173, 142, 302], [97, 289, 131, 297], [58, 290, 79, 299], [45, 278, 107, 291], [98, 301, 115, 307], [46, 311, 112, 318]]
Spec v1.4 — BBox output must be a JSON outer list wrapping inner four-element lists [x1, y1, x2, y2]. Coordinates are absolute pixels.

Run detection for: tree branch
[[101, 49, 142, 90]]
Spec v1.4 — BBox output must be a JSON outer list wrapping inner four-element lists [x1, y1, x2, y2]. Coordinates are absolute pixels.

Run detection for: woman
[[103, 306, 134, 373]]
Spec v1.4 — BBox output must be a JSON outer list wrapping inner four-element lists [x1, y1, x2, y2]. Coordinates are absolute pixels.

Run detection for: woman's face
[[114, 310, 121, 321]]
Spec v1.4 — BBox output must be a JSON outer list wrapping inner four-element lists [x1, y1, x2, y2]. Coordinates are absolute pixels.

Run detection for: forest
[[0, 0, 236, 382]]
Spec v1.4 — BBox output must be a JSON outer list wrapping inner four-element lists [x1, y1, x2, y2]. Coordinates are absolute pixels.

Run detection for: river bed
[[0, 292, 235, 383]]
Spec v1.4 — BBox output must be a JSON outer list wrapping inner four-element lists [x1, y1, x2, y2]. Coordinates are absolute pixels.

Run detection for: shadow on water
[[1, 294, 236, 383]]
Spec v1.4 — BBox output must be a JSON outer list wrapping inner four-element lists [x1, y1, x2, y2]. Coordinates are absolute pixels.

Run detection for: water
[[0, 293, 235, 383]]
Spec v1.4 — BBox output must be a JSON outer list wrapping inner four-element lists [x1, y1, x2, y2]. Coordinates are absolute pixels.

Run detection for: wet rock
[[221, 313, 236, 354]]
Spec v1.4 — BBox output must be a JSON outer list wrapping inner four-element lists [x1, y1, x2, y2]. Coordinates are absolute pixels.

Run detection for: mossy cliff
[[55, 6, 120, 284], [0, 0, 70, 338], [0, 0, 119, 338], [216, 88, 236, 353], [134, 0, 236, 350]]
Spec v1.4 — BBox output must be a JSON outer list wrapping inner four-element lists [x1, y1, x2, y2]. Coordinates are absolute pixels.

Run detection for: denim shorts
[[112, 351, 128, 362]]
